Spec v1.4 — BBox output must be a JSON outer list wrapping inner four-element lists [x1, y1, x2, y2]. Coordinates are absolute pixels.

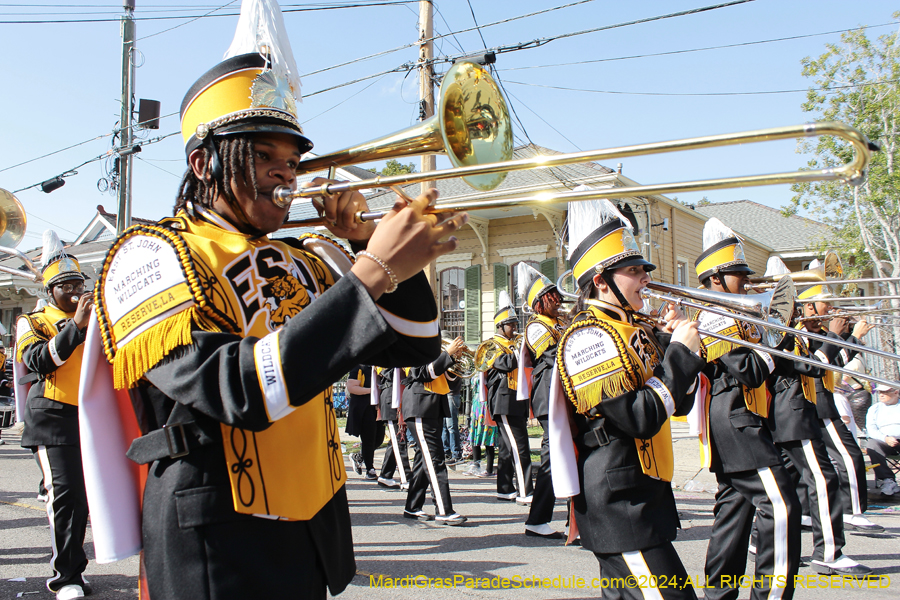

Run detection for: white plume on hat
[[567, 196, 631, 260], [41, 230, 65, 269], [224, 0, 302, 101], [497, 289, 516, 317], [701, 217, 741, 252], [516, 262, 542, 306], [808, 258, 821, 270], [764, 256, 791, 278]]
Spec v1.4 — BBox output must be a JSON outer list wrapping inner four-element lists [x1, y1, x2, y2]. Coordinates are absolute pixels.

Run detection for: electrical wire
[[503, 78, 900, 97], [138, 0, 238, 42]]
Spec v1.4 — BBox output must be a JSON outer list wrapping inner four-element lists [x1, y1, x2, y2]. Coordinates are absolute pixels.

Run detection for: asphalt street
[[1, 421, 897, 600]]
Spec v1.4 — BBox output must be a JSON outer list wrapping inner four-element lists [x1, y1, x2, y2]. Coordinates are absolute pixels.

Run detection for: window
[[439, 267, 466, 339], [676, 261, 688, 287], [510, 260, 539, 334]]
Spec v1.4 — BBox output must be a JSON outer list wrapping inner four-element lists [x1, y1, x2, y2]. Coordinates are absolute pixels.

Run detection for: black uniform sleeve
[[21, 320, 86, 376], [717, 346, 774, 389], [597, 342, 706, 439], [492, 352, 518, 373], [144, 272, 432, 431], [406, 351, 454, 382]]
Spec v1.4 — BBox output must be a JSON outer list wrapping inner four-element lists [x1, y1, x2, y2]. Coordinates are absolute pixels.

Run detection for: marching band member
[[763, 257, 874, 578], [345, 364, 381, 480], [692, 218, 800, 600], [553, 199, 704, 599], [485, 290, 534, 503], [401, 338, 467, 524], [80, 2, 464, 598], [517, 262, 565, 538], [376, 367, 411, 490], [17, 231, 93, 600], [796, 271, 881, 560]]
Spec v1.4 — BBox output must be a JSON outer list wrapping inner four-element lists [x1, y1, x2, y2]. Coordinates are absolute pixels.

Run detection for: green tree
[[376, 159, 417, 177], [787, 19, 900, 375]]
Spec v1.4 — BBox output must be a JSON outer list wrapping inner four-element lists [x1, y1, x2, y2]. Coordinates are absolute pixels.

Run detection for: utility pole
[[116, 0, 136, 235], [418, 0, 435, 195]]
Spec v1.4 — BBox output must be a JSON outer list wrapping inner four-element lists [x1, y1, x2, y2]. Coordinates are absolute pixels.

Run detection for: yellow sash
[[694, 306, 769, 418], [525, 314, 563, 357], [16, 305, 84, 406], [95, 212, 353, 520], [557, 305, 674, 482], [795, 323, 835, 395], [489, 334, 518, 390]]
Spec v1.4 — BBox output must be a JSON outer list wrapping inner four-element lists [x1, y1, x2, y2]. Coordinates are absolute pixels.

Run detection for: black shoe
[[403, 509, 433, 521]]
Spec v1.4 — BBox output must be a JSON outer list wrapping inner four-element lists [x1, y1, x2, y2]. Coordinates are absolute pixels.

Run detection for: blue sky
[[1, 0, 897, 248]]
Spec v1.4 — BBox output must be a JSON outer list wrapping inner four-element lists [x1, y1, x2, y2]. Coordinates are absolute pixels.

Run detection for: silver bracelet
[[356, 250, 399, 294]]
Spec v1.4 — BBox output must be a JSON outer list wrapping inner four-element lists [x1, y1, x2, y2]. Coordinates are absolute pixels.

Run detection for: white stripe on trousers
[[387, 421, 408, 485], [36, 447, 62, 589], [799, 440, 836, 563], [414, 419, 447, 516], [621, 550, 665, 600], [499, 415, 527, 497], [824, 419, 862, 515], [757, 467, 790, 600]]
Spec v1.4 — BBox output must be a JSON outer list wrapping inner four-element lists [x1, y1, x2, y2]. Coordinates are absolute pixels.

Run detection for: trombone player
[[693, 219, 800, 600]]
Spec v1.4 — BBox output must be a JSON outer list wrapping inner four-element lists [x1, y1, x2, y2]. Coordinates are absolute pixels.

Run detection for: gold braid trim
[[557, 314, 642, 415], [95, 223, 230, 389]]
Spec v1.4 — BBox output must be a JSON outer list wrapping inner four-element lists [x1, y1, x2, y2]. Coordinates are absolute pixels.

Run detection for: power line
[[503, 78, 900, 97], [500, 21, 900, 72]]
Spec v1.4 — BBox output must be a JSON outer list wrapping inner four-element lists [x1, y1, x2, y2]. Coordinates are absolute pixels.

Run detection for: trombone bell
[[293, 61, 512, 192], [0, 188, 27, 248]]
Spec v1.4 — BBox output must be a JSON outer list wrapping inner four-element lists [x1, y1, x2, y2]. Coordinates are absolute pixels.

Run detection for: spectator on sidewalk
[[866, 383, 900, 497]]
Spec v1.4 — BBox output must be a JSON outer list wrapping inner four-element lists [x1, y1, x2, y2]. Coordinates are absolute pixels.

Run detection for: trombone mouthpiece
[[272, 186, 295, 209]]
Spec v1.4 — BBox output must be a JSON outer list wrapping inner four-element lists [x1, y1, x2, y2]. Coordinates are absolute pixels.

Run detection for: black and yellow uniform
[[401, 352, 463, 521], [485, 333, 533, 500], [557, 300, 704, 600], [376, 367, 411, 486], [17, 303, 89, 594], [768, 334, 845, 566], [345, 364, 383, 476], [91, 206, 441, 599], [524, 313, 564, 527]]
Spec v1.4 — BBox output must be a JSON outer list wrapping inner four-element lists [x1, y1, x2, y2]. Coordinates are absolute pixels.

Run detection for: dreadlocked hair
[[174, 136, 259, 214], [534, 289, 561, 316]]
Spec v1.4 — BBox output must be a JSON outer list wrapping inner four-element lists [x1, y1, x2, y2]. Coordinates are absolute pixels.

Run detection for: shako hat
[[567, 195, 654, 290], [797, 258, 835, 301], [180, 0, 313, 160], [695, 218, 753, 281], [763, 256, 791, 278], [494, 290, 517, 327], [41, 230, 83, 288], [516, 261, 556, 310]]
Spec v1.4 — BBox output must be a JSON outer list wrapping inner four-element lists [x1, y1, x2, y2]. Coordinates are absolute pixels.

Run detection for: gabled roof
[[74, 205, 157, 244], [693, 200, 831, 254]]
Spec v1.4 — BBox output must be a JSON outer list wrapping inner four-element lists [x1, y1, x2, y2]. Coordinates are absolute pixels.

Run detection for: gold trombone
[[276, 121, 877, 228]]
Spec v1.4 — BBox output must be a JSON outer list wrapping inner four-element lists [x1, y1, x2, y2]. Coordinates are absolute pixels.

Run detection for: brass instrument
[[276, 121, 876, 228], [473, 333, 522, 373], [748, 251, 843, 286], [442, 335, 476, 380], [0, 189, 42, 283]]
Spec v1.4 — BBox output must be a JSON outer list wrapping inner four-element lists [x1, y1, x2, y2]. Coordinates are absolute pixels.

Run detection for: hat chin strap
[[601, 271, 633, 312]]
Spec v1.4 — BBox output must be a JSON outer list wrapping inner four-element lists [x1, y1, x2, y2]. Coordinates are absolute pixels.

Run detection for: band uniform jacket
[[345, 364, 372, 437], [103, 212, 443, 599], [566, 306, 705, 554], [486, 341, 525, 418], [377, 368, 398, 422], [767, 337, 840, 444], [525, 315, 564, 419], [18, 310, 85, 448], [703, 345, 782, 474], [401, 352, 454, 419]]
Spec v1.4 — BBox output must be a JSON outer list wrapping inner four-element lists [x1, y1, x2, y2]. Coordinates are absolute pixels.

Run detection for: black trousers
[[704, 466, 800, 600], [359, 408, 385, 472], [865, 438, 899, 481], [34, 445, 89, 592], [404, 417, 454, 516], [821, 418, 867, 515], [779, 439, 844, 562], [496, 414, 534, 498], [526, 416, 555, 525], [595, 542, 697, 600], [379, 420, 412, 484]]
